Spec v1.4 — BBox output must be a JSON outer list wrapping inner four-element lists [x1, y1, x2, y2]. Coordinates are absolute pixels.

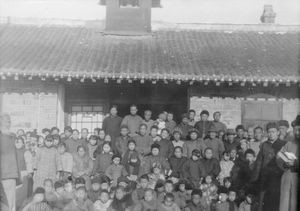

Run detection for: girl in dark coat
[[122, 139, 141, 180], [201, 148, 221, 179], [169, 146, 188, 178]]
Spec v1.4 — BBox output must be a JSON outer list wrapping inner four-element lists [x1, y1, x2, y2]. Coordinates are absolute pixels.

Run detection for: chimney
[[260, 5, 276, 24]]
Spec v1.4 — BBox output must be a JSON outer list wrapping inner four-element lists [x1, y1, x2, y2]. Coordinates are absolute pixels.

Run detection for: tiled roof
[[0, 25, 299, 83]]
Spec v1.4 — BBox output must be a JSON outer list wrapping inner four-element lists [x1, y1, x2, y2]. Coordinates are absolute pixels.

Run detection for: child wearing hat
[[203, 125, 225, 160], [169, 146, 188, 178], [122, 139, 141, 181], [172, 128, 185, 148], [183, 128, 206, 159], [182, 149, 206, 188], [143, 143, 171, 175], [105, 154, 128, 187]]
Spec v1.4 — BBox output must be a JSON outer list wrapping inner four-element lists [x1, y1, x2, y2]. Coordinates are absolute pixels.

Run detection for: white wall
[[0, 0, 299, 25]]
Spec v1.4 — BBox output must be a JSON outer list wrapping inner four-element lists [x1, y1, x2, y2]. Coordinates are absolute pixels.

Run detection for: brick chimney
[[260, 5, 276, 24]]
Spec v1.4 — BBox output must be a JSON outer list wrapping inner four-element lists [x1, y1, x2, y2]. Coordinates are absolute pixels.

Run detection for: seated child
[[63, 186, 94, 211], [99, 175, 111, 192], [157, 193, 181, 211], [115, 125, 130, 156], [228, 188, 238, 211], [92, 141, 113, 176], [88, 176, 102, 202], [169, 146, 188, 178], [177, 179, 192, 205], [105, 154, 128, 187], [218, 151, 234, 185], [148, 164, 166, 190], [200, 175, 218, 208], [158, 180, 185, 209], [171, 129, 185, 148], [238, 193, 259, 211], [122, 139, 141, 181], [94, 190, 112, 211], [184, 189, 205, 211], [52, 181, 66, 210], [182, 149, 206, 188], [44, 178, 57, 208], [108, 186, 135, 211], [57, 143, 73, 181], [211, 186, 229, 211], [201, 148, 221, 179], [143, 143, 170, 175], [134, 188, 159, 211], [87, 135, 99, 160], [132, 174, 150, 203], [22, 187, 52, 211], [62, 179, 75, 202]]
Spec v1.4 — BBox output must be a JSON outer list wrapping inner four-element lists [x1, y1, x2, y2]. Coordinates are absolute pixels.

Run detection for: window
[[120, 0, 139, 7], [71, 105, 105, 134]]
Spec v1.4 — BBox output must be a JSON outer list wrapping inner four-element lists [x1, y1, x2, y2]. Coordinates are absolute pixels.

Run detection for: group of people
[[0, 105, 299, 211]]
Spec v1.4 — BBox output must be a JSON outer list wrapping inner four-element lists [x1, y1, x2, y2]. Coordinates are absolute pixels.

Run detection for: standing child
[[33, 135, 62, 190], [134, 188, 159, 211], [115, 125, 130, 156], [183, 129, 206, 159], [169, 146, 188, 178], [132, 174, 150, 203], [228, 188, 238, 211], [57, 143, 73, 181], [157, 193, 181, 211], [218, 151, 234, 185], [105, 154, 128, 187], [63, 186, 94, 211], [184, 189, 205, 211], [122, 139, 141, 181], [87, 135, 99, 160], [94, 190, 112, 211], [157, 129, 174, 159], [182, 149, 206, 188], [92, 142, 113, 176], [212, 187, 229, 211]]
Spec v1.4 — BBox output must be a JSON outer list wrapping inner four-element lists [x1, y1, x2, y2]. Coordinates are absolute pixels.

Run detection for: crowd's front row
[[6, 117, 300, 211]]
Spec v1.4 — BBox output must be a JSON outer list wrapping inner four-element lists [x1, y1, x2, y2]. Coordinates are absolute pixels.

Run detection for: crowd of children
[[2, 106, 298, 211]]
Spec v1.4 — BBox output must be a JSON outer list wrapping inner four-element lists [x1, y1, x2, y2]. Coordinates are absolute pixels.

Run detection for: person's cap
[[200, 110, 209, 116], [292, 115, 300, 127], [112, 154, 122, 161], [172, 127, 182, 135], [127, 139, 136, 146], [208, 125, 218, 133], [266, 122, 279, 131], [151, 143, 161, 150], [54, 181, 64, 190], [226, 129, 236, 135], [278, 120, 289, 128], [34, 187, 45, 194], [192, 149, 201, 157], [169, 172, 180, 179]]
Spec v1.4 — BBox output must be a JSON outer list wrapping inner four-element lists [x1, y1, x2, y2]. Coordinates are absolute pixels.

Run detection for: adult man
[[252, 122, 286, 211], [1, 113, 19, 211], [277, 116, 299, 211], [177, 113, 193, 140], [234, 125, 245, 142], [61, 126, 73, 142], [203, 125, 225, 160], [248, 126, 266, 156], [278, 120, 293, 142], [188, 109, 196, 127], [142, 110, 154, 135], [212, 111, 227, 133], [102, 105, 122, 144], [121, 104, 143, 137], [80, 128, 89, 143], [194, 110, 212, 139]]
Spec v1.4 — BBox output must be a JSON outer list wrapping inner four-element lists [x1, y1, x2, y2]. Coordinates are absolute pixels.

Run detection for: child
[[143, 110, 155, 135], [177, 179, 192, 205], [203, 126, 225, 160], [183, 128, 206, 159], [166, 112, 177, 134], [63, 186, 94, 211], [64, 129, 87, 154], [72, 145, 93, 189], [44, 178, 57, 208], [92, 129, 106, 156], [105, 154, 128, 186], [218, 151, 234, 185], [133, 124, 153, 156], [134, 188, 159, 211], [88, 176, 102, 202], [157, 193, 181, 211], [143, 143, 171, 175], [87, 135, 99, 160], [200, 175, 218, 208], [201, 148, 221, 179], [150, 125, 161, 142], [223, 177, 233, 192], [92, 141, 113, 176], [182, 149, 206, 188], [148, 164, 166, 190], [122, 139, 141, 181], [99, 175, 111, 191], [132, 174, 150, 203], [52, 181, 66, 210], [228, 188, 238, 211], [155, 113, 167, 135], [212, 186, 229, 211], [169, 146, 188, 178], [230, 148, 238, 162], [53, 134, 61, 148], [33, 135, 62, 190], [238, 194, 259, 211], [94, 190, 112, 211], [158, 180, 184, 209], [115, 125, 130, 156], [171, 129, 184, 148], [184, 189, 205, 211], [57, 142, 73, 181], [62, 179, 75, 202], [108, 186, 134, 211], [157, 128, 174, 159], [22, 187, 52, 211]]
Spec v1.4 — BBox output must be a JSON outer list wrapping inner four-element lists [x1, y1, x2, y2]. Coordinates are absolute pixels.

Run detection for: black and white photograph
[[0, 0, 299, 210]]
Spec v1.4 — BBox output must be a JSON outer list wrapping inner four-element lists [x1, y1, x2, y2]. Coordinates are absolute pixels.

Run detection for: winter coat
[[92, 152, 113, 175], [224, 140, 240, 153], [168, 156, 188, 178], [218, 160, 234, 184], [122, 114, 143, 136], [183, 139, 207, 158], [64, 138, 87, 154], [122, 150, 141, 176], [156, 138, 174, 159], [143, 155, 170, 174], [59, 152, 73, 173], [105, 164, 128, 186], [115, 136, 130, 156], [212, 121, 227, 133], [133, 134, 153, 156], [177, 122, 193, 140], [182, 159, 206, 187], [94, 199, 112, 211], [201, 158, 221, 178], [72, 153, 93, 178], [203, 138, 225, 160], [102, 115, 122, 140], [194, 120, 213, 139]]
